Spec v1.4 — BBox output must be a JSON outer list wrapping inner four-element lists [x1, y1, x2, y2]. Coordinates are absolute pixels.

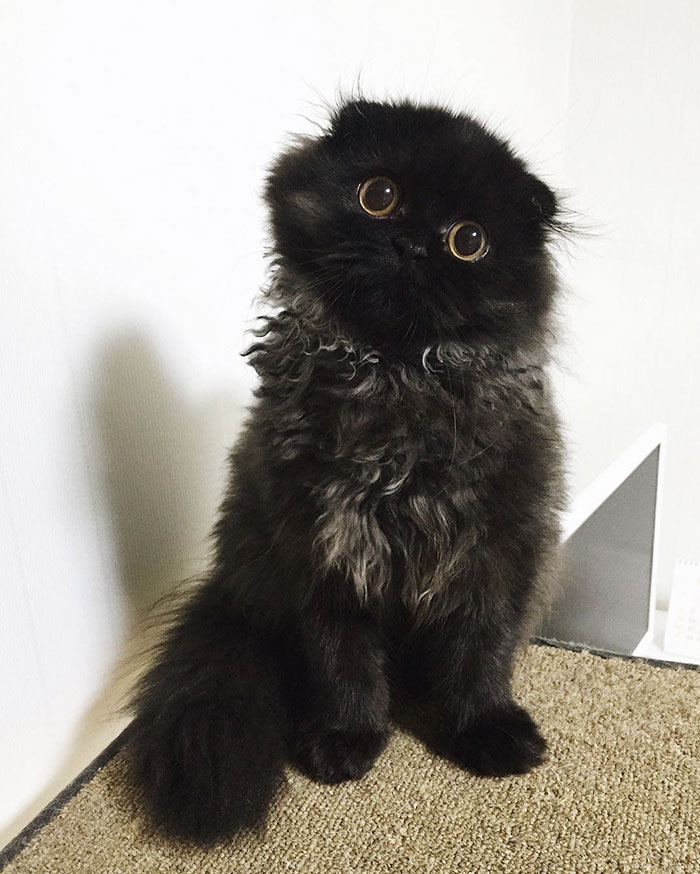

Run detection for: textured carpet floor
[[2, 644, 699, 873]]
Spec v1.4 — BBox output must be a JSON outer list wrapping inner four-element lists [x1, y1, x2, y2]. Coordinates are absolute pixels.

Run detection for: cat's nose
[[393, 237, 428, 262]]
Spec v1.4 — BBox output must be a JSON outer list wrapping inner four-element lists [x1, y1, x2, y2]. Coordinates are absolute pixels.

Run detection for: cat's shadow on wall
[[94, 331, 246, 620]]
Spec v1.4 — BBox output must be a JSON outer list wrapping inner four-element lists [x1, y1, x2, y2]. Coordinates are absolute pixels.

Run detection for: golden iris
[[447, 221, 489, 261], [358, 177, 401, 217]]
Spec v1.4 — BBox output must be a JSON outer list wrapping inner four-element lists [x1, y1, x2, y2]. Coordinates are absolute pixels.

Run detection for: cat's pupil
[[453, 224, 483, 257], [365, 179, 393, 211]]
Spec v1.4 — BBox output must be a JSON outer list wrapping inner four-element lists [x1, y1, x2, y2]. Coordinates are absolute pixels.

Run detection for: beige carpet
[[3, 644, 699, 873]]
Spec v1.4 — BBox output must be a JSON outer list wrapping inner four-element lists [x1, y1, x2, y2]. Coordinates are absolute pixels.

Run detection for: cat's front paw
[[450, 705, 547, 777], [294, 727, 388, 784]]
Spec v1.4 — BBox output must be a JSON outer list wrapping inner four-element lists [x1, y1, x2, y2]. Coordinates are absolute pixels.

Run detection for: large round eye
[[447, 220, 489, 261], [358, 176, 400, 217]]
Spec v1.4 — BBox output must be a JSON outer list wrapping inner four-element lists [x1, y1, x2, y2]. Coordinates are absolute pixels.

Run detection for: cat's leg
[[413, 608, 546, 776], [291, 584, 390, 784]]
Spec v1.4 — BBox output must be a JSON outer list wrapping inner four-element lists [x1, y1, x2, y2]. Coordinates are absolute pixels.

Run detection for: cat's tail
[[127, 582, 287, 844]]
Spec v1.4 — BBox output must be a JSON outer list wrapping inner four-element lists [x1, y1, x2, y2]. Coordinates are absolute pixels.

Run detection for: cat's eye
[[447, 220, 489, 262], [358, 176, 400, 217]]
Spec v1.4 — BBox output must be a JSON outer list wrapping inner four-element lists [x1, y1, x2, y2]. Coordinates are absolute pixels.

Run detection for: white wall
[[3, 0, 698, 847], [556, 0, 700, 608]]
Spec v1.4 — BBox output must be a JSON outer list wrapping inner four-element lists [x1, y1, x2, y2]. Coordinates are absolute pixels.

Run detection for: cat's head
[[265, 99, 560, 356]]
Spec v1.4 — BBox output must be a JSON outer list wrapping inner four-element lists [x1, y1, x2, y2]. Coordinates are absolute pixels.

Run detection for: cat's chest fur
[[251, 311, 542, 610], [307, 354, 521, 609]]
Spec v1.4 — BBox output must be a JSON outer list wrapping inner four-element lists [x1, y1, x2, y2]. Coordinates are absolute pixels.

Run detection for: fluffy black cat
[[129, 98, 566, 844]]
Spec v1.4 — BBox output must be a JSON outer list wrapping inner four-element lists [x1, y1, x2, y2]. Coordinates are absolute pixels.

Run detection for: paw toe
[[452, 705, 547, 777], [295, 728, 387, 784]]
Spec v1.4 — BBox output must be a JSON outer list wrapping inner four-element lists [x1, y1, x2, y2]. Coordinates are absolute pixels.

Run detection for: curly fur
[[129, 98, 567, 845]]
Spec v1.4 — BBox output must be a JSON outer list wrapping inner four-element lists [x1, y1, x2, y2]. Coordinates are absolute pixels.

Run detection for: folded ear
[[327, 99, 382, 143], [527, 173, 558, 224]]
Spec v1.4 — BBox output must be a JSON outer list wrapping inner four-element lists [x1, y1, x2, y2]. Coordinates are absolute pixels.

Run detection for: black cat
[[129, 98, 566, 844]]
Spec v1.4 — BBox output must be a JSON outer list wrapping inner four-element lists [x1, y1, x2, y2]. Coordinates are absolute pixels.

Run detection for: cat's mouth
[[389, 258, 431, 291]]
